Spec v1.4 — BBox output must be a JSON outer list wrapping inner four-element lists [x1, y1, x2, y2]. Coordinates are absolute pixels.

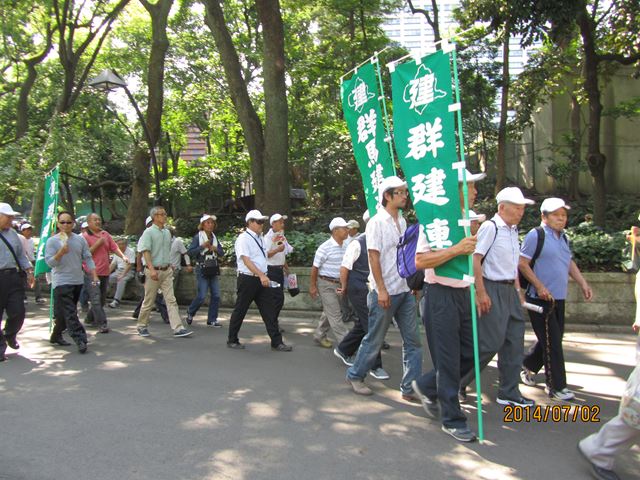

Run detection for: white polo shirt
[[235, 230, 268, 275], [366, 208, 409, 295], [264, 228, 293, 267], [475, 213, 520, 281]]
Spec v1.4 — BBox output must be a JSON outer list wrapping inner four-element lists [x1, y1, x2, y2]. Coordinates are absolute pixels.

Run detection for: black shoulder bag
[[0, 232, 27, 279]]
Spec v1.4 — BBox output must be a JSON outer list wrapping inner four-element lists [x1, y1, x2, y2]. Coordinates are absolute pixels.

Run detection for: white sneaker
[[108, 300, 119, 309], [369, 367, 390, 380], [547, 387, 575, 401], [520, 367, 536, 386]]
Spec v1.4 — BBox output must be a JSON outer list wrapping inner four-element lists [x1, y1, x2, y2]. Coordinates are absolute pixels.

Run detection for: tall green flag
[[341, 61, 395, 216], [34, 166, 59, 276], [390, 50, 467, 280]]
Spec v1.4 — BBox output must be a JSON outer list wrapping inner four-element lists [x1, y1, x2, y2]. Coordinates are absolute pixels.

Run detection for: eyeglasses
[[59, 221, 74, 225], [253, 219, 265, 225], [154, 212, 167, 216], [392, 190, 409, 196]]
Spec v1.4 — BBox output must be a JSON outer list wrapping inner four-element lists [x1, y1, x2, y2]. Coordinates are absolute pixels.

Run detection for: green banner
[[34, 166, 59, 276], [341, 61, 395, 216], [391, 50, 466, 280]]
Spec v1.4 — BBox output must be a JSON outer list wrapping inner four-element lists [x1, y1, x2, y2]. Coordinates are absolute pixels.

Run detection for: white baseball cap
[[270, 213, 287, 225], [144, 217, 152, 227], [199, 214, 217, 224], [0, 203, 20, 216], [362, 210, 371, 223], [329, 217, 349, 231], [245, 209, 268, 222], [378, 176, 408, 203], [347, 219, 360, 229], [81, 221, 89, 229], [20, 223, 33, 231], [458, 168, 486, 183], [468, 210, 486, 222], [496, 187, 535, 205], [540, 197, 571, 214]]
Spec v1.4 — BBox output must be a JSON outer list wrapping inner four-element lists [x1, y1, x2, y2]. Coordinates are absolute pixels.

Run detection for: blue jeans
[[347, 290, 422, 394], [187, 268, 220, 323]]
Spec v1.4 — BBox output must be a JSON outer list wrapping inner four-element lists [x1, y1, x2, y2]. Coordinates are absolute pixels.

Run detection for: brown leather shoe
[[313, 337, 332, 348]]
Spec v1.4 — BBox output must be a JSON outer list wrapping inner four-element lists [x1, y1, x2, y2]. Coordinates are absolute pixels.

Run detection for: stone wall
[[118, 269, 637, 326]]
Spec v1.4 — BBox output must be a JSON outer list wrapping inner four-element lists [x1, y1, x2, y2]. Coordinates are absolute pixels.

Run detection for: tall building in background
[[381, 0, 531, 75]]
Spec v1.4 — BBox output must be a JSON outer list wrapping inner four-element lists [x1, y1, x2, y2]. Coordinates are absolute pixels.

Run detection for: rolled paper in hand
[[59, 232, 68, 244], [522, 302, 543, 314]]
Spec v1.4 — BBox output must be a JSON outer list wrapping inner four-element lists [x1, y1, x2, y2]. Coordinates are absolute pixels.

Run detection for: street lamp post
[[88, 69, 162, 204]]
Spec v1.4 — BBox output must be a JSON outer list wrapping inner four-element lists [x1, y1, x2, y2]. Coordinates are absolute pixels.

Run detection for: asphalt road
[[1, 299, 639, 480]]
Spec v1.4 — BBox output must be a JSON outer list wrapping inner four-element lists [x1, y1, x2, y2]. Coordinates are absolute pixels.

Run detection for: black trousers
[[52, 284, 87, 345], [416, 283, 474, 429], [267, 265, 285, 320], [0, 270, 26, 353], [228, 274, 283, 347], [522, 297, 567, 391], [85, 275, 109, 327], [337, 278, 382, 369]]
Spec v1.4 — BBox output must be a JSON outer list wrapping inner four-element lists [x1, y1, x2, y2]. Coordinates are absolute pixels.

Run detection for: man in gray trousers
[[465, 187, 536, 407]]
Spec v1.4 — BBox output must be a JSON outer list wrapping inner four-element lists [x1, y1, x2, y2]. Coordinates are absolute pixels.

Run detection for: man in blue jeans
[[346, 176, 422, 400]]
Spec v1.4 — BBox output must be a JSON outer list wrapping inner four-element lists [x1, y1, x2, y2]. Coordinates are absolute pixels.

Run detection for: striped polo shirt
[[313, 236, 346, 279]]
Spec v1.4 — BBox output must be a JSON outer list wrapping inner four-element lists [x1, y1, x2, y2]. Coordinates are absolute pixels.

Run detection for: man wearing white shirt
[[346, 176, 422, 400], [264, 213, 293, 325], [108, 238, 136, 308], [227, 210, 292, 352], [309, 217, 350, 347], [19, 223, 45, 304]]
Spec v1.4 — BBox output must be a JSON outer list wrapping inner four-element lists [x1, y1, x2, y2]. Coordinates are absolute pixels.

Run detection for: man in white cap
[[518, 197, 592, 401], [264, 213, 293, 328], [345, 219, 360, 246], [0, 203, 34, 360], [227, 209, 292, 351], [411, 169, 483, 443], [19, 222, 45, 304], [346, 176, 422, 399], [136, 206, 192, 338], [462, 186, 536, 407], [309, 217, 351, 348]]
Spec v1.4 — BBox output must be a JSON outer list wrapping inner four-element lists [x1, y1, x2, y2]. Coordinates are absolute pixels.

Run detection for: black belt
[[268, 265, 284, 269], [319, 275, 340, 284], [145, 265, 170, 271], [485, 278, 515, 285], [0, 267, 19, 274], [239, 272, 260, 278]]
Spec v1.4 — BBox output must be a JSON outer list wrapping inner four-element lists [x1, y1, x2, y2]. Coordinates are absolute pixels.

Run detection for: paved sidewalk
[[1, 299, 639, 480]]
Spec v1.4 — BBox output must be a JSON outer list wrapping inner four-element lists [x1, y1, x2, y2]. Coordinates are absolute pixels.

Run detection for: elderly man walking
[[82, 213, 128, 333], [346, 176, 422, 400], [136, 206, 192, 338], [0, 203, 34, 360], [309, 217, 351, 348], [227, 210, 292, 352], [463, 187, 536, 407]]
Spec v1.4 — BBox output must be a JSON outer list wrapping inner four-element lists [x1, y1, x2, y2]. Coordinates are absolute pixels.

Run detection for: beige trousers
[[137, 268, 182, 330]]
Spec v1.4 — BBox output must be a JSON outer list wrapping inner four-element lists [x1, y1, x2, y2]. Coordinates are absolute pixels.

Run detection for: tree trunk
[[495, 21, 510, 193], [255, 0, 290, 216], [406, 0, 441, 48], [202, 0, 267, 206], [569, 93, 582, 200], [124, 0, 173, 235], [577, 8, 606, 227]]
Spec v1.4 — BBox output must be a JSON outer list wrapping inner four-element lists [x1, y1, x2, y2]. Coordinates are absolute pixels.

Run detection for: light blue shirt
[[521, 223, 572, 299], [137, 224, 171, 267], [0, 228, 31, 270], [45, 233, 95, 288], [475, 213, 520, 281]]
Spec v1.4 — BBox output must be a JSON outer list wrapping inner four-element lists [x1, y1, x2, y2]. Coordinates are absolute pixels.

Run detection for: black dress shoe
[[382, 341, 390, 350], [50, 336, 71, 346], [226, 341, 245, 350], [77, 341, 88, 354], [271, 343, 293, 352], [6, 336, 19, 350], [0, 353, 7, 362], [98, 327, 110, 334]]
